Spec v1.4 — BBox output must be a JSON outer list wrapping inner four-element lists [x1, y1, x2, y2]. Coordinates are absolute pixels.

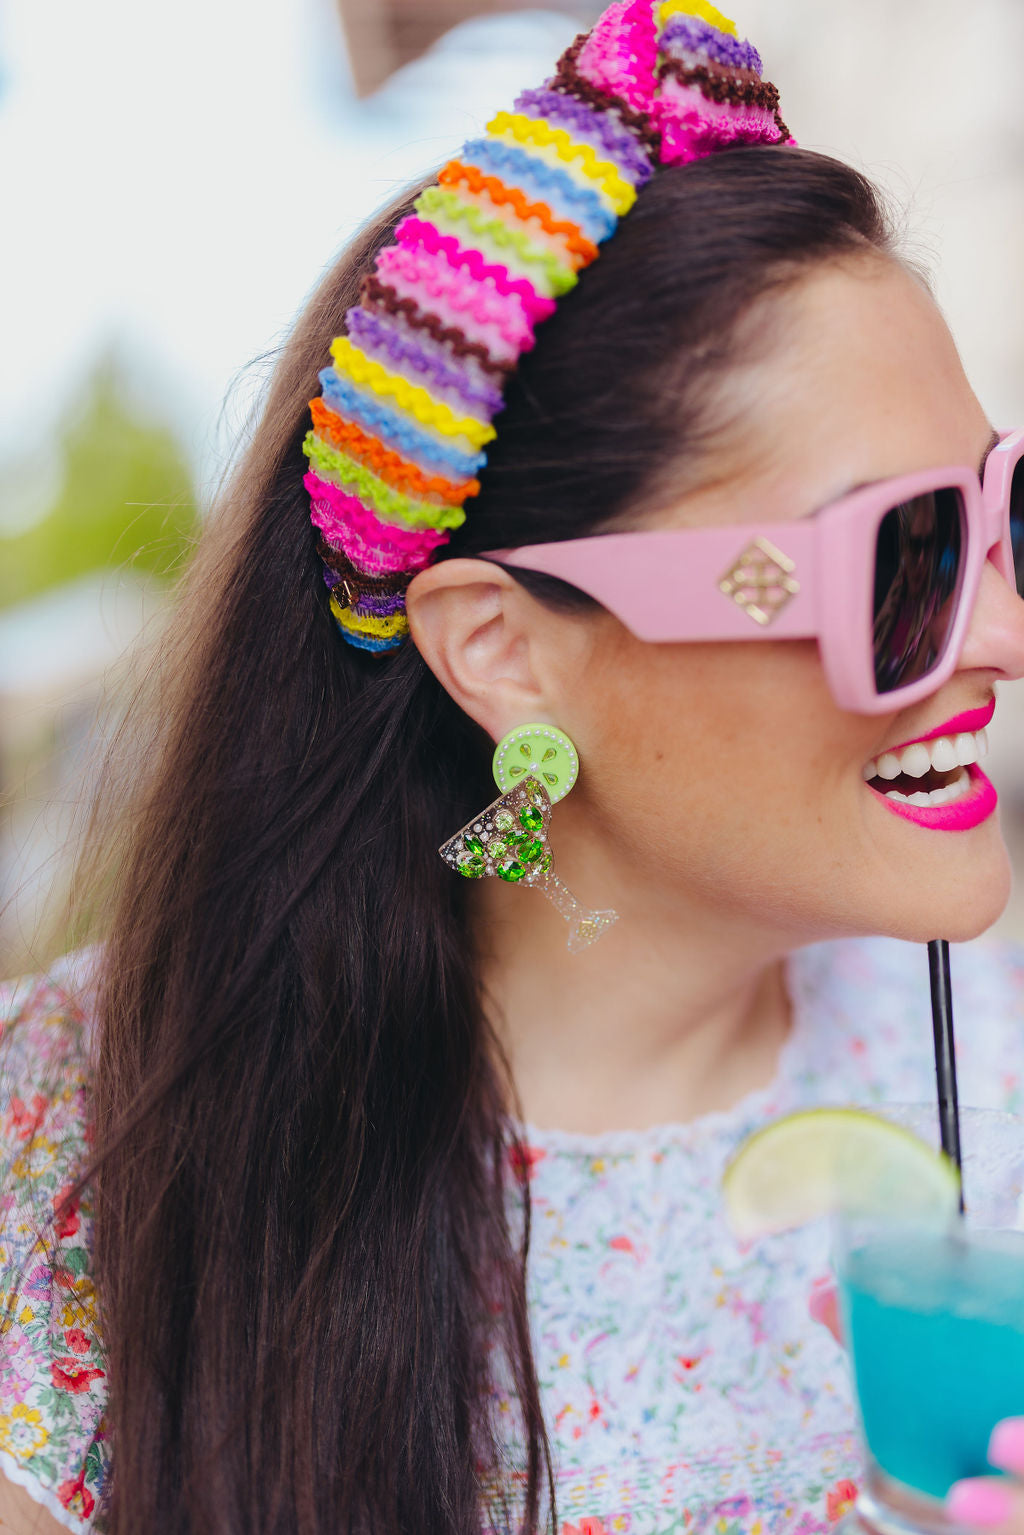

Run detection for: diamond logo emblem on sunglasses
[[719, 537, 800, 626]]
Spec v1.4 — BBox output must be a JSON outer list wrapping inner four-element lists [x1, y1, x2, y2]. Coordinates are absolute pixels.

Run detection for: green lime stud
[[520, 838, 543, 862], [492, 723, 580, 805], [464, 835, 485, 857], [497, 859, 527, 883], [457, 855, 485, 878]]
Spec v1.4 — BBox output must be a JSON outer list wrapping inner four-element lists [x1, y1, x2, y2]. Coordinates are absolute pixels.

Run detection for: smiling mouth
[[862, 727, 990, 808]]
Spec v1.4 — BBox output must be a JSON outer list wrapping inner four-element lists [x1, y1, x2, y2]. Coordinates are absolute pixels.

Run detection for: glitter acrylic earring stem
[[438, 723, 620, 953]]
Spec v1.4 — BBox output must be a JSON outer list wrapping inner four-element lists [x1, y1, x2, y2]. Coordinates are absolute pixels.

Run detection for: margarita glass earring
[[438, 723, 619, 954]]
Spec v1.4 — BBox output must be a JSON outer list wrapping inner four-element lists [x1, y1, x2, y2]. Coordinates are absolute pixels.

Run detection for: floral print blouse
[[2, 938, 1023, 1533]]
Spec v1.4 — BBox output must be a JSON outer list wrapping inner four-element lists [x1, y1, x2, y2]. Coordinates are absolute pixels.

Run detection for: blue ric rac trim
[[460, 138, 618, 244], [334, 616, 404, 652], [318, 369, 486, 483]]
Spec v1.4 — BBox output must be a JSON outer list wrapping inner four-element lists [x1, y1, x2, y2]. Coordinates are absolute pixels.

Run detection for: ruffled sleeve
[[0, 952, 110, 1531]]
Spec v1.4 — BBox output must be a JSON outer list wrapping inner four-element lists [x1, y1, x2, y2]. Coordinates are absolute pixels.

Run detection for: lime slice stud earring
[[438, 723, 619, 954]]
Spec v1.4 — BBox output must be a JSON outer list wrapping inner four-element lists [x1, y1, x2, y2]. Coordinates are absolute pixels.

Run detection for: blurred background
[[2, 0, 1023, 973]]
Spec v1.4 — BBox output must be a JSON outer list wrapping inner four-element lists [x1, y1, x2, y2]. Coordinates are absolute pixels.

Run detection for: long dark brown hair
[[53, 147, 895, 1533]]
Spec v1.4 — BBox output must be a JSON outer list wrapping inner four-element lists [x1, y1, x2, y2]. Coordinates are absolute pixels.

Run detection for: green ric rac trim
[[302, 432, 467, 533], [414, 185, 578, 299]]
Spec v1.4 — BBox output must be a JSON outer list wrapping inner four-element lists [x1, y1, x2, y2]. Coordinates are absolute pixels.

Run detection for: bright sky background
[[0, 0, 576, 518]]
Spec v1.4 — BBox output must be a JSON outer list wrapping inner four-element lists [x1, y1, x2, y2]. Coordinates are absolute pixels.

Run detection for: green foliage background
[[0, 356, 198, 610]]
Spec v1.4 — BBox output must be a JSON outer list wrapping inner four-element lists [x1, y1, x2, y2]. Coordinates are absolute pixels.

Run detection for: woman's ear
[[405, 559, 551, 741]]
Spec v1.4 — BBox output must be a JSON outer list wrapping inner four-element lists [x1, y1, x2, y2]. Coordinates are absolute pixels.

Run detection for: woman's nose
[[957, 559, 1024, 681]]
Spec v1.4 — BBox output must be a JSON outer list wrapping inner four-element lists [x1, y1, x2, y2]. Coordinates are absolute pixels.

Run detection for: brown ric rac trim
[[553, 32, 662, 155], [656, 59, 789, 137], [689, 57, 762, 90], [360, 275, 511, 379], [316, 535, 411, 596]]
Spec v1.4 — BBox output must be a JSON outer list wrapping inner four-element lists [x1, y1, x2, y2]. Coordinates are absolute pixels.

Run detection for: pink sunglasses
[[484, 428, 1024, 715]]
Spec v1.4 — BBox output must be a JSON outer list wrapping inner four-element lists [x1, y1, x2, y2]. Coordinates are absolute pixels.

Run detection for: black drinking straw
[[927, 938, 965, 1214]]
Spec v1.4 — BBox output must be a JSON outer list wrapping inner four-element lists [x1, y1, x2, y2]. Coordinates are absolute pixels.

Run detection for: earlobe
[[405, 558, 549, 738]]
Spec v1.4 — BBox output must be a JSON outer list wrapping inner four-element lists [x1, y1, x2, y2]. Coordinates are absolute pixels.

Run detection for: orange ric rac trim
[[438, 160, 599, 268], [309, 399, 480, 505]]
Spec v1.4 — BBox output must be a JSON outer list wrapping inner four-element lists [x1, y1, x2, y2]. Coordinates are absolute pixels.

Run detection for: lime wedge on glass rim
[[722, 1108, 962, 1242]]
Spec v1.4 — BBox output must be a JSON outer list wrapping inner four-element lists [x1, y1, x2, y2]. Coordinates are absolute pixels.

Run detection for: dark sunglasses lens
[[873, 487, 964, 694], [1011, 457, 1024, 599]]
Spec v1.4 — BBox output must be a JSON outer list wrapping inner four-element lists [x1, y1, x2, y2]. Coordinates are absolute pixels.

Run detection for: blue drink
[[840, 1229, 1024, 1502]]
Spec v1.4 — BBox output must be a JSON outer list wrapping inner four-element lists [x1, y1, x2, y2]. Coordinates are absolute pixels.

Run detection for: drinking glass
[[834, 1107, 1024, 1535]]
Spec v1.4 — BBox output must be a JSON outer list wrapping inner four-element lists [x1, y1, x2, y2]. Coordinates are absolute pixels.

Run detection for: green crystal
[[488, 839, 507, 859], [540, 852, 553, 874], [497, 860, 526, 883], [457, 855, 485, 878], [519, 804, 543, 832], [494, 810, 514, 832], [520, 838, 543, 862], [464, 835, 484, 857]]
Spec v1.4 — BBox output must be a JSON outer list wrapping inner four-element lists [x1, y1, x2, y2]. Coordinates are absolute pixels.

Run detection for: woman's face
[[546, 256, 1024, 946]]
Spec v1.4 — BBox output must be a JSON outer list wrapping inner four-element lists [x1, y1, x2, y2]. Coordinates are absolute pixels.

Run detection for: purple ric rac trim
[[659, 15, 762, 73], [352, 590, 407, 618], [322, 565, 408, 618], [345, 307, 503, 418], [380, 304, 499, 405], [514, 87, 654, 185]]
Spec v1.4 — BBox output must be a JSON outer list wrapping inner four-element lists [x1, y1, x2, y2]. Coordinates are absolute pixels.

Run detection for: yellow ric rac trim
[[303, 433, 468, 533], [415, 186, 578, 298], [486, 112, 636, 217], [330, 593, 410, 639], [330, 338, 496, 451], [656, 0, 739, 37]]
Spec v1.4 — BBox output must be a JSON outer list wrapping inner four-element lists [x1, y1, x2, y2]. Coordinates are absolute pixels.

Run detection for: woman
[[2, 2, 1024, 1531]]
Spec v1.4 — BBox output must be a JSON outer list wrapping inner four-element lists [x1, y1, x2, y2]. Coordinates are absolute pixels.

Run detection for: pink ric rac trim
[[376, 246, 536, 365], [395, 218, 557, 324], [575, 0, 658, 114], [654, 81, 784, 164], [872, 764, 998, 833], [305, 473, 448, 574]]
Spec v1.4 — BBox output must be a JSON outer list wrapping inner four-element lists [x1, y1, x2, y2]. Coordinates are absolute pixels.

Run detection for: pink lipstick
[[889, 700, 996, 753], [872, 764, 997, 831], [865, 697, 997, 831]]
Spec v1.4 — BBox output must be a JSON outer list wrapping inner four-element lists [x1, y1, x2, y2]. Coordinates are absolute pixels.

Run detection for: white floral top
[[2, 939, 1023, 1532]]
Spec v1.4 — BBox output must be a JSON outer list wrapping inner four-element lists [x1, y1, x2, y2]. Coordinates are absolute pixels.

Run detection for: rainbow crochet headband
[[303, 0, 792, 653]]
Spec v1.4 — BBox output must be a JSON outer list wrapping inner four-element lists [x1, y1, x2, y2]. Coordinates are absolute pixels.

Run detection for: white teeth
[[929, 736, 958, 773], [863, 727, 989, 783], [954, 732, 978, 766], [899, 743, 933, 779], [883, 770, 970, 808]]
